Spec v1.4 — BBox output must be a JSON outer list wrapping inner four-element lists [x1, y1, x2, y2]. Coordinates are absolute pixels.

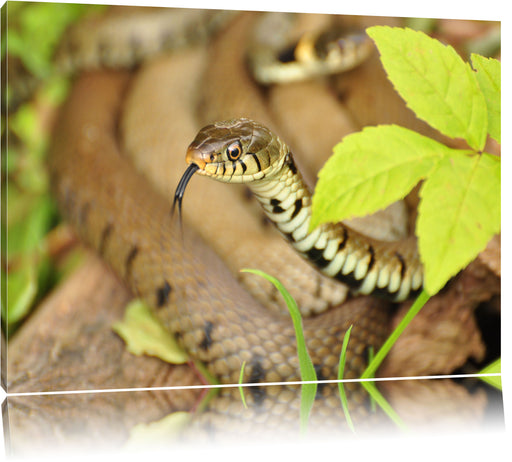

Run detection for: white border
[[1, 0, 508, 459]]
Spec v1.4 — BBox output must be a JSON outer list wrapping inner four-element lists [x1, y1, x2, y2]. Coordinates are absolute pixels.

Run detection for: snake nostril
[[185, 146, 207, 169]]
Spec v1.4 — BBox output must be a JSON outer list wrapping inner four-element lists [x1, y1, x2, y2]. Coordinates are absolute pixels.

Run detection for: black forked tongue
[[172, 163, 199, 222]]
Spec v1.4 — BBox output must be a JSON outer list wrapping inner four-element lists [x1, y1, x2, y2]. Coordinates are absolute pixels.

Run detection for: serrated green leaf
[[471, 54, 501, 144], [367, 26, 488, 151], [417, 152, 500, 295], [310, 125, 446, 230], [112, 300, 188, 364]]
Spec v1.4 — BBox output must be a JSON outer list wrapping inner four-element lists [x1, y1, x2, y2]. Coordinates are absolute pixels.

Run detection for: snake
[[46, 8, 424, 430], [177, 118, 423, 303], [247, 11, 374, 85]]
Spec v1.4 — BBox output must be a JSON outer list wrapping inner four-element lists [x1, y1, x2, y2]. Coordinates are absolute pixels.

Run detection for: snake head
[[185, 118, 287, 184], [174, 118, 288, 218]]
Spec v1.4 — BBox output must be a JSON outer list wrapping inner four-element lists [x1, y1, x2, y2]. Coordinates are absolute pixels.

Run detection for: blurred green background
[[2, 2, 105, 335]]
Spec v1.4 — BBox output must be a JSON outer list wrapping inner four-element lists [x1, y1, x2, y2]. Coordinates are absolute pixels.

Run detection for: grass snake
[[47, 8, 425, 430]]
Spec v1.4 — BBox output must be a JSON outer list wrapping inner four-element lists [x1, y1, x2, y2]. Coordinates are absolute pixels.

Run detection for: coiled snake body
[[48, 9, 423, 428]]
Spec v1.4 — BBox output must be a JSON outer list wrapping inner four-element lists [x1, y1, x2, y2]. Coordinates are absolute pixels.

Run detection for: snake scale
[[48, 8, 422, 429]]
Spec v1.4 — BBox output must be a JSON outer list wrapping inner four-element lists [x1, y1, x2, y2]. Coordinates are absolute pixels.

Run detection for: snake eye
[[226, 141, 242, 161]]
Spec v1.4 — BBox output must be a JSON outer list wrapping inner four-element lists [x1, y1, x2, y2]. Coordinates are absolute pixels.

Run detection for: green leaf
[[4, 193, 57, 327], [112, 300, 189, 364], [5, 262, 38, 326], [7, 193, 55, 256], [478, 358, 501, 390], [471, 54, 501, 144], [126, 412, 191, 447], [417, 152, 500, 295], [310, 125, 446, 230], [367, 26, 488, 151]]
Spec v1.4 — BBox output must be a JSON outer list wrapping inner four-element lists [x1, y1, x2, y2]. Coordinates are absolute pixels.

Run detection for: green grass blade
[[337, 325, 355, 432], [366, 346, 377, 412], [238, 361, 248, 408], [361, 381, 407, 430], [241, 268, 317, 433], [362, 290, 430, 379]]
